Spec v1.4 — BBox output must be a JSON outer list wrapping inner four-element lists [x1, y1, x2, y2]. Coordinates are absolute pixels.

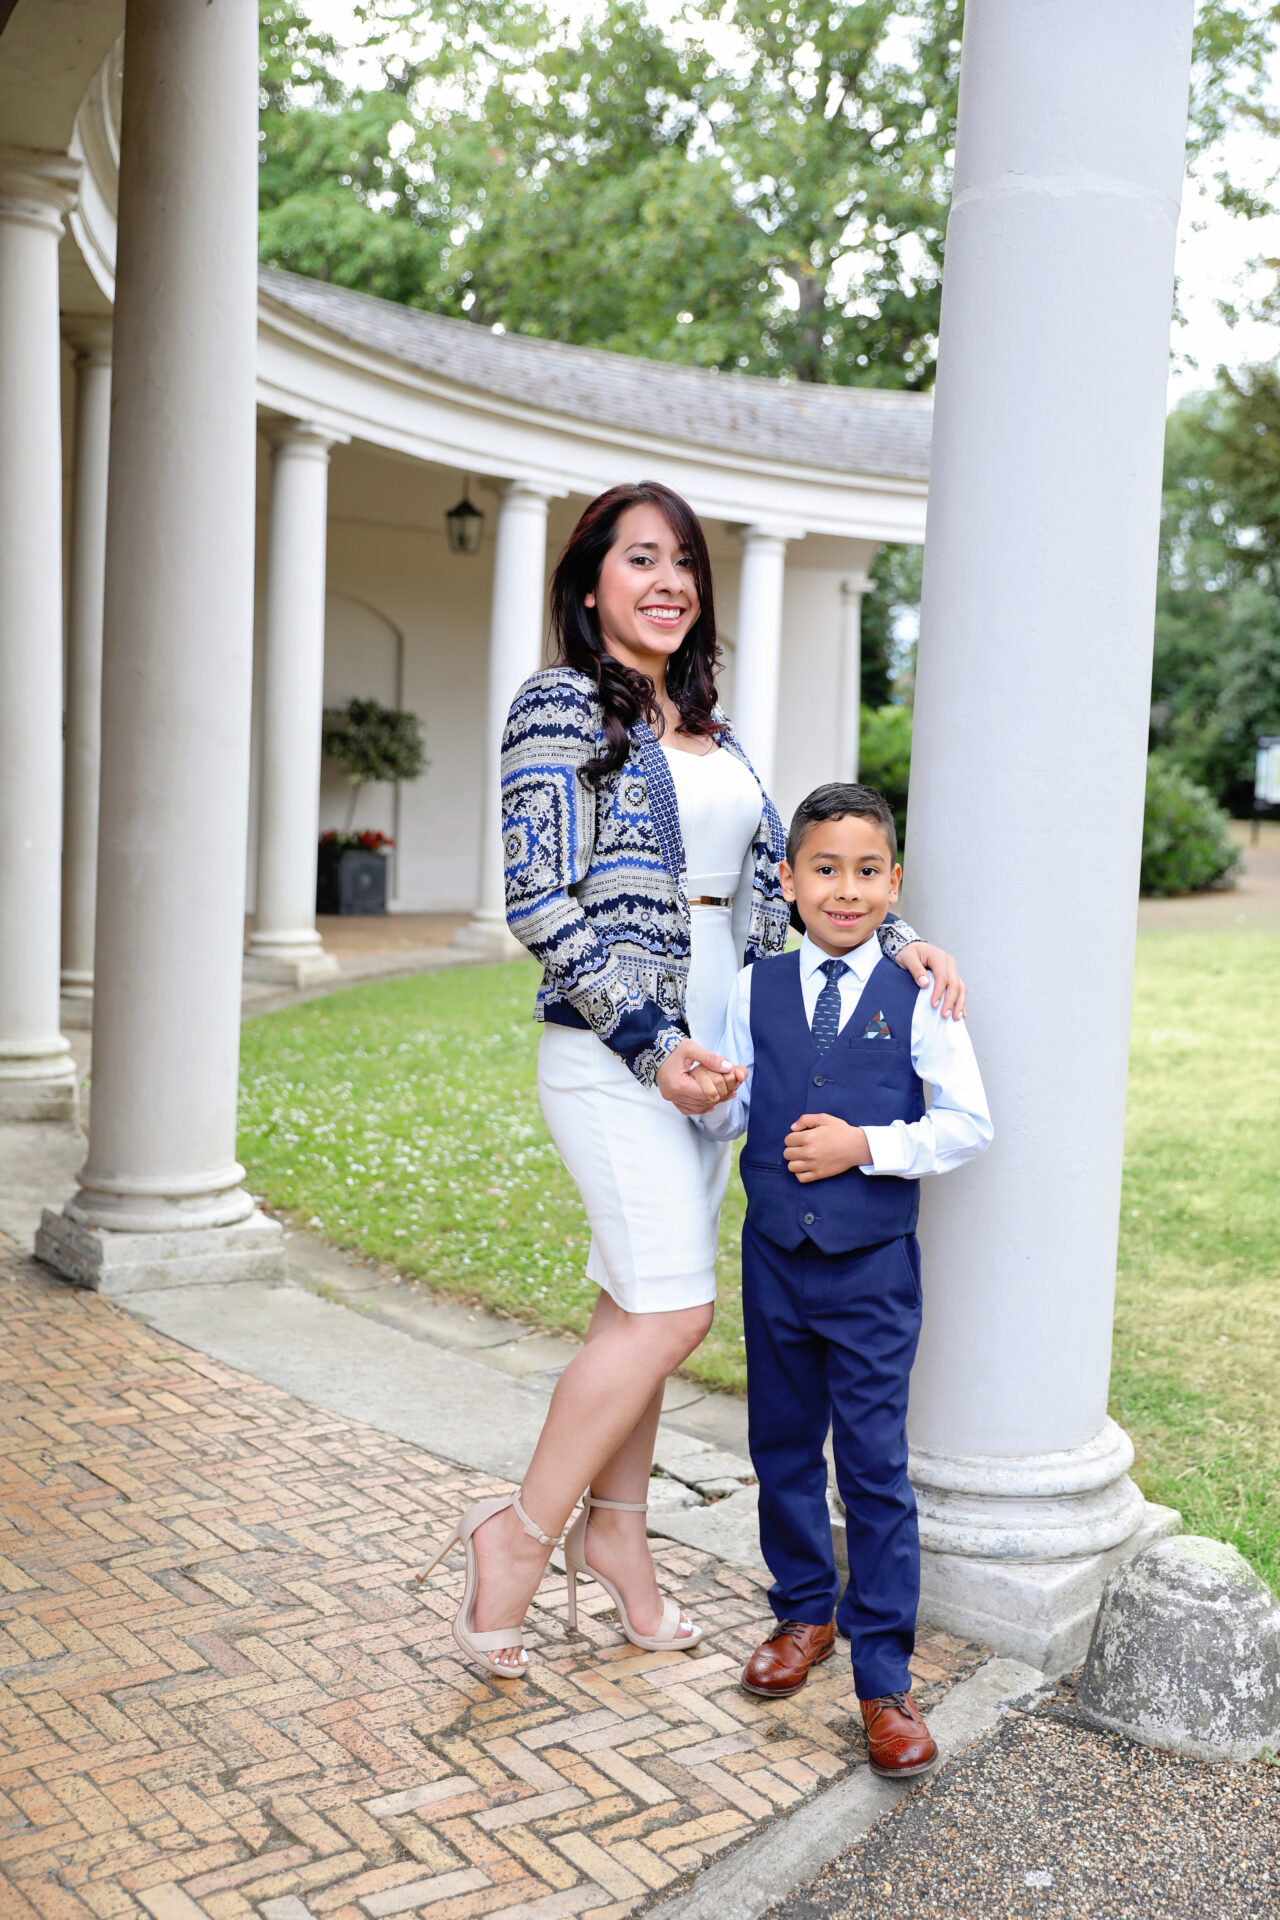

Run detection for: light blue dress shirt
[[695, 931, 994, 1178]]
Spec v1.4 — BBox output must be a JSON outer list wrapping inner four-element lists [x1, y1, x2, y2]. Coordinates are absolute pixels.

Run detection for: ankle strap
[[583, 1490, 648, 1514], [512, 1490, 561, 1546]]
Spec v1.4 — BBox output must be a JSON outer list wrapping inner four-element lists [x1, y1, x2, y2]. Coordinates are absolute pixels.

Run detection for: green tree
[[1153, 373, 1280, 813], [860, 542, 923, 707], [322, 697, 428, 829], [259, 1, 1280, 386]]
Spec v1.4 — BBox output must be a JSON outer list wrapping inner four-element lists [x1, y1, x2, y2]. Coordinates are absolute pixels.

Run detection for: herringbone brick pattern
[[0, 1245, 983, 1920]]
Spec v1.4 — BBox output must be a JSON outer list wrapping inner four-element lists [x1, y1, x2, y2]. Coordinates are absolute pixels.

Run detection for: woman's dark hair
[[549, 481, 723, 786]]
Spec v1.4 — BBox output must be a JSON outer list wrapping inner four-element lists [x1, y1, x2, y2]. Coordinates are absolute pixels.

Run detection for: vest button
[[813, 1074, 826, 1087], [803, 1211, 816, 1226]]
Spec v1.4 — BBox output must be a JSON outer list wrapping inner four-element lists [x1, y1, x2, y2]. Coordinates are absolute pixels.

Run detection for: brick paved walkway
[[0, 1245, 982, 1920]]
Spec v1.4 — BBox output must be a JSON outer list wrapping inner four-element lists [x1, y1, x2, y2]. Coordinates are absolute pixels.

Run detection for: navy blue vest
[[742, 947, 925, 1255]]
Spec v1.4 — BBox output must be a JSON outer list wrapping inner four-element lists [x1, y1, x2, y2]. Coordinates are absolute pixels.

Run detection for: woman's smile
[[638, 602, 687, 629]]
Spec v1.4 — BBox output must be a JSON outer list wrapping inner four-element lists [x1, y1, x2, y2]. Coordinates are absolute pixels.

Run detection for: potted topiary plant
[[318, 699, 428, 915]]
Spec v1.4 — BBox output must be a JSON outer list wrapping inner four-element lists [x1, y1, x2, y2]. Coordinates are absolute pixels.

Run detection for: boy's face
[[779, 812, 901, 958]]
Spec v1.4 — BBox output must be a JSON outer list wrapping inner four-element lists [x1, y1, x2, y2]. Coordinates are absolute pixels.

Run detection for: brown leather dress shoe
[[741, 1618, 836, 1697], [859, 1692, 938, 1777]]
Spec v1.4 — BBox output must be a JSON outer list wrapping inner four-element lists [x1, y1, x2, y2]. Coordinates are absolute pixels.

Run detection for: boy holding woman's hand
[[698, 782, 992, 1777]]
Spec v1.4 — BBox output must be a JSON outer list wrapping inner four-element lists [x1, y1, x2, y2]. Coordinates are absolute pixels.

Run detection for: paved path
[[0, 1245, 983, 1920]]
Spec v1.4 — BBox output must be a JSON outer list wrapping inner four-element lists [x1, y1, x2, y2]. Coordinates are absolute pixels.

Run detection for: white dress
[[536, 743, 764, 1313]]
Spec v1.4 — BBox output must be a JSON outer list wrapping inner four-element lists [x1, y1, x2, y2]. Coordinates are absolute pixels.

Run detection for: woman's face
[[586, 503, 700, 673]]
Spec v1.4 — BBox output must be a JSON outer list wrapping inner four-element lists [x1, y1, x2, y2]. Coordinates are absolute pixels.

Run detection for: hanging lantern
[[445, 480, 485, 554]]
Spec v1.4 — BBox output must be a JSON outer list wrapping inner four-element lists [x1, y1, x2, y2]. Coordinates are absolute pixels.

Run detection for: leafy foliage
[[856, 702, 913, 843], [259, 1, 1280, 388], [860, 541, 923, 707], [321, 697, 428, 829], [1154, 377, 1280, 813], [1140, 752, 1242, 898]]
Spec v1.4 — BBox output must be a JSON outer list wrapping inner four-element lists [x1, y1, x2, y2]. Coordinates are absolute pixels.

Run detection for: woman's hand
[[656, 1039, 747, 1115], [896, 942, 966, 1020]]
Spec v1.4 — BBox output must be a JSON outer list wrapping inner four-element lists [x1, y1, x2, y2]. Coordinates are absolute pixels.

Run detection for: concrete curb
[[646, 1657, 1046, 1920]]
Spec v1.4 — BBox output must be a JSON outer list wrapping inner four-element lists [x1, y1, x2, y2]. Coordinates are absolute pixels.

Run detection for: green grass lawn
[[1110, 932, 1280, 1588], [238, 931, 1280, 1585]]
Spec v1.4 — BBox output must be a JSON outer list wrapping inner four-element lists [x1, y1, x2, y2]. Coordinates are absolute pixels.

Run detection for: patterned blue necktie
[[812, 957, 848, 1052]]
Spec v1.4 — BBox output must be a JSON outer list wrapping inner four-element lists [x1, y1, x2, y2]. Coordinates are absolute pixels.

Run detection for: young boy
[[698, 782, 992, 1778]]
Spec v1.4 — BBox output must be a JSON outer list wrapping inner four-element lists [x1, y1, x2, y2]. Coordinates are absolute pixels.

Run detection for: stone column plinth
[[731, 527, 791, 795], [902, 0, 1191, 1669], [245, 420, 346, 988], [37, 0, 284, 1294], [455, 479, 558, 960], [60, 319, 114, 1028], [836, 566, 875, 783], [0, 151, 81, 1120]]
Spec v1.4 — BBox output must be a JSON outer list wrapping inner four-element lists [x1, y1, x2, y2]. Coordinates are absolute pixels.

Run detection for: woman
[[425, 482, 964, 1675]]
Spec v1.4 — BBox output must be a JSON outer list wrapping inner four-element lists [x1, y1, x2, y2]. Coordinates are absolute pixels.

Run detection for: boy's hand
[[657, 1040, 747, 1115], [784, 1113, 872, 1182]]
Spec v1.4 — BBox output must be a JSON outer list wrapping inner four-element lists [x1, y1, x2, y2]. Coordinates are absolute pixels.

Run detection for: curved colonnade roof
[[259, 269, 932, 487]]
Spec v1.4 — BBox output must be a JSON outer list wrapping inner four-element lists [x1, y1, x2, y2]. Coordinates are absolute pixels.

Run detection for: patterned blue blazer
[[501, 666, 918, 1086]]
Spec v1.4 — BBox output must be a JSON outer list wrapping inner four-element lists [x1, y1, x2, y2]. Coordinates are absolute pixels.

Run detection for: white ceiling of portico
[[0, 0, 122, 148]]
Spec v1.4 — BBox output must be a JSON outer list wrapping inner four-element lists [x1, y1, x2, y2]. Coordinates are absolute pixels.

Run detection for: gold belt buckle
[[689, 894, 733, 908]]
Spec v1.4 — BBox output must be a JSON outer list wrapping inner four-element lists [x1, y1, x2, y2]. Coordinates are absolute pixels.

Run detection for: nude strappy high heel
[[563, 1491, 703, 1652], [421, 1490, 561, 1677]]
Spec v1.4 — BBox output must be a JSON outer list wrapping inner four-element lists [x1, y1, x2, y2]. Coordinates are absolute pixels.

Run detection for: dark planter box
[[316, 846, 388, 915]]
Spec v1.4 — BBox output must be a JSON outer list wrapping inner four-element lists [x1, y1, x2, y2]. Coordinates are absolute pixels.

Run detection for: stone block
[[916, 1502, 1181, 1673], [36, 1205, 287, 1293], [0, 1074, 79, 1123], [651, 1429, 715, 1474], [647, 1485, 768, 1576], [243, 948, 340, 988], [452, 917, 526, 961], [654, 1443, 756, 1496], [1077, 1535, 1280, 1764], [646, 1474, 703, 1514]]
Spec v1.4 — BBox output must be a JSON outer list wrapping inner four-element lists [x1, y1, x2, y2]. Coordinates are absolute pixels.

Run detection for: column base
[[36, 1203, 287, 1296], [0, 1058, 79, 1122], [917, 1500, 1182, 1673], [60, 980, 94, 1029], [452, 912, 526, 962], [243, 941, 340, 989]]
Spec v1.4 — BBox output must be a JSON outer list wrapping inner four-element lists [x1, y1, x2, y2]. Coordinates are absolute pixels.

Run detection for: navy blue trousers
[[741, 1220, 923, 1701]]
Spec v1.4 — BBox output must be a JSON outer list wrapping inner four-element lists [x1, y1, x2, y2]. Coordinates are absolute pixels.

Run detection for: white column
[[835, 564, 875, 783], [245, 420, 346, 988], [38, 0, 284, 1294], [731, 527, 790, 794], [0, 152, 81, 1122], [60, 319, 114, 1024], [903, 0, 1192, 1668], [455, 479, 557, 959]]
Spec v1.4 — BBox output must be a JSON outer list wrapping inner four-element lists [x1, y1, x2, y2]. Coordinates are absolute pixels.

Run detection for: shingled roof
[[259, 267, 932, 485]]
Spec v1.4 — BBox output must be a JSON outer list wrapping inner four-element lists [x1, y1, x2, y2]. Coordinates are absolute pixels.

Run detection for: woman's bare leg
[[470, 1292, 712, 1667], [579, 1374, 681, 1636]]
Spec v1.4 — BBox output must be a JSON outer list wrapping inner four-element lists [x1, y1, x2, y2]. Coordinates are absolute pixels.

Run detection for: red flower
[[318, 830, 395, 853]]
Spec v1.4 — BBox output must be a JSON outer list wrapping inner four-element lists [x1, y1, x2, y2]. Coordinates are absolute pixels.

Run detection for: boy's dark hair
[[786, 783, 899, 866]]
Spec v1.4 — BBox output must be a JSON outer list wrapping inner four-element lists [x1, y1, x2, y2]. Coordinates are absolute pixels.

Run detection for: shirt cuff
[[860, 1123, 909, 1175]]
